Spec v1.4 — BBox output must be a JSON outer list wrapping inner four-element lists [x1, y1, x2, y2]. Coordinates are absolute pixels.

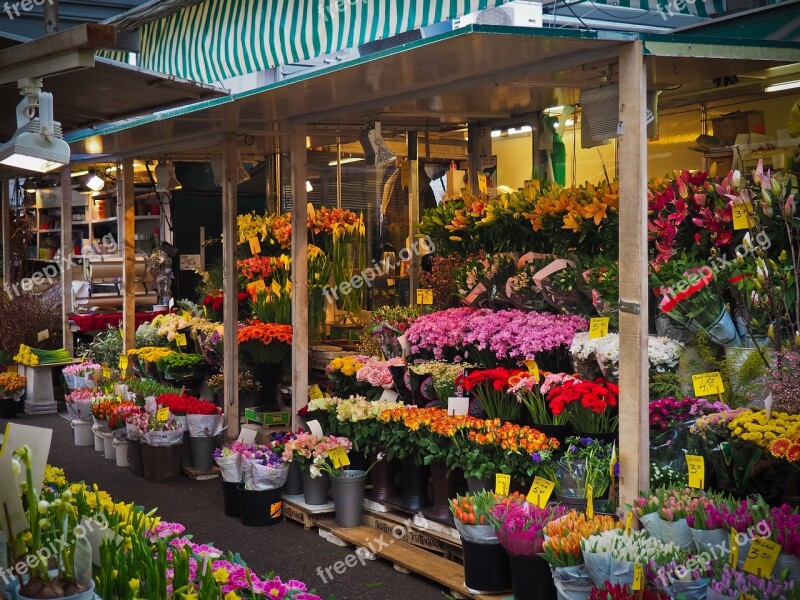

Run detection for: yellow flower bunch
[[44, 465, 67, 489], [237, 211, 275, 245], [13, 344, 39, 366], [524, 181, 619, 232], [328, 356, 364, 378], [728, 409, 800, 447], [128, 346, 174, 363]]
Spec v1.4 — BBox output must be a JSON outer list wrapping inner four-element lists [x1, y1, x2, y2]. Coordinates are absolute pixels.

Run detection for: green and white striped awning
[[140, 0, 510, 83], [594, 0, 725, 18]]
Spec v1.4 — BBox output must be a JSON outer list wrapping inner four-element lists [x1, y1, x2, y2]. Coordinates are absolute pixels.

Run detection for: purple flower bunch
[[213, 440, 249, 458], [710, 564, 794, 600], [771, 503, 800, 556], [405, 307, 586, 362], [210, 558, 320, 599], [686, 497, 725, 530], [649, 397, 696, 432], [492, 501, 567, 557], [689, 397, 730, 417], [146, 521, 186, 543]]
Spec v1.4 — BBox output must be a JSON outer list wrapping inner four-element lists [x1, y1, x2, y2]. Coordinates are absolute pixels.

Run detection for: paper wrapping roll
[[73, 292, 158, 309], [85, 257, 146, 282]]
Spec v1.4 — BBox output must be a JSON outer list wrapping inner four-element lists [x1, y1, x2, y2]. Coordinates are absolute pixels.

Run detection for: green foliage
[[85, 327, 123, 368], [125, 379, 182, 401], [649, 372, 683, 400]]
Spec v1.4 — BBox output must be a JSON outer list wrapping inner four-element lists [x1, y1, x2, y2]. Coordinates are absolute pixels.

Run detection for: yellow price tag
[[156, 407, 170, 422], [416, 288, 434, 305], [692, 372, 724, 397], [522, 360, 539, 380], [632, 564, 644, 591], [589, 317, 610, 339], [729, 528, 739, 568], [308, 384, 324, 400], [686, 455, 705, 489], [495, 474, 511, 496], [118, 355, 129, 370], [249, 236, 261, 255], [732, 201, 755, 230], [80, 354, 86, 364], [329, 447, 350, 469], [743, 537, 781, 579], [586, 484, 594, 519], [523, 180, 538, 201], [625, 511, 633, 534], [247, 280, 267, 296], [203, 305, 207, 318], [175, 333, 187, 347], [477, 172, 488, 195], [527, 476, 555, 508], [102, 366, 111, 379]]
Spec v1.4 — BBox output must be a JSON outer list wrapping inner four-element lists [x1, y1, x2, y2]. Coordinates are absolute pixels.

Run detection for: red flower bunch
[[203, 292, 250, 313], [547, 377, 619, 433], [108, 402, 141, 430], [648, 397, 694, 432], [458, 367, 525, 393], [185, 398, 221, 415], [156, 393, 198, 416], [238, 256, 275, 282]]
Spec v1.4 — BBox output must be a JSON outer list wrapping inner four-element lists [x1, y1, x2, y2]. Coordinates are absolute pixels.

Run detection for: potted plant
[[4, 445, 95, 599], [238, 320, 293, 408], [0, 371, 26, 419]]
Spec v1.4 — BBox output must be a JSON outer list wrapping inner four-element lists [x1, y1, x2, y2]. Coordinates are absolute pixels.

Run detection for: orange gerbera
[[787, 443, 800, 463], [770, 437, 791, 458]]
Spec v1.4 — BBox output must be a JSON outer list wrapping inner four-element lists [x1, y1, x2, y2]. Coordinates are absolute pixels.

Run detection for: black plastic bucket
[[509, 554, 556, 600], [461, 539, 512, 593], [141, 443, 183, 483], [222, 480, 241, 517], [128, 439, 144, 477], [237, 484, 283, 527]]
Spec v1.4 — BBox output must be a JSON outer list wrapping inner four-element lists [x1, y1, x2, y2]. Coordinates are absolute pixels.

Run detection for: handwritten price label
[[102, 366, 111, 379], [118, 355, 129, 370], [495, 474, 511, 496], [686, 455, 705, 489], [156, 407, 170, 422], [729, 528, 739, 568], [527, 477, 555, 508], [249, 237, 261, 255], [743, 537, 781, 578], [732, 201, 755, 230], [625, 511, 633, 534], [589, 317, 610, 339], [477, 172, 488, 195], [692, 372, 724, 397], [175, 333, 187, 348], [328, 447, 350, 469], [586, 484, 594, 519], [632, 564, 644, 591], [37, 329, 49, 342], [247, 280, 267, 296], [522, 360, 539, 380], [416, 288, 434, 305], [308, 385, 324, 400]]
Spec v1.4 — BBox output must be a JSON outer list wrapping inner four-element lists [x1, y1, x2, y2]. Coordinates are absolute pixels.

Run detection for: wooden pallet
[[361, 505, 464, 562], [282, 495, 335, 530], [182, 465, 220, 480], [313, 520, 509, 600]]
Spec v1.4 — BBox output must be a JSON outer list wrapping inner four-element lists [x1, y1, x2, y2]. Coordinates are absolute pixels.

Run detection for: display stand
[[18, 360, 78, 415]]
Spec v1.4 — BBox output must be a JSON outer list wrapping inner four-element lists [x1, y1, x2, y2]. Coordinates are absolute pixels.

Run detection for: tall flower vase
[[401, 456, 430, 511], [331, 470, 367, 527], [253, 361, 282, 410], [425, 460, 460, 524], [284, 461, 303, 496], [369, 454, 397, 502], [301, 468, 331, 505], [332, 239, 365, 325]]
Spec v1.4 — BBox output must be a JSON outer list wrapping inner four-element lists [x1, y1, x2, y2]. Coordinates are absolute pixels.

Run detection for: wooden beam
[[120, 157, 135, 353], [222, 132, 240, 439], [60, 167, 73, 354], [408, 131, 419, 304], [617, 41, 650, 507], [290, 124, 309, 431], [0, 24, 115, 69], [0, 50, 95, 87], [1, 178, 10, 285]]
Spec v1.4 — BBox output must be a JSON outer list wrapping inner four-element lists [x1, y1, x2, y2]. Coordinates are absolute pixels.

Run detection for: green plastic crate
[[244, 407, 290, 426]]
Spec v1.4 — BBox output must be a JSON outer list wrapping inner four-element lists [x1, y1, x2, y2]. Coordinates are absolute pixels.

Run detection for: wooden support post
[[407, 131, 419, 303], [120, 157, 135, 353], [222, 132, 240, 439], [290, 124, 309, 431], [1, 178, 10, 285], [617, 41, 650, 506], [60, 167, 73, 354]]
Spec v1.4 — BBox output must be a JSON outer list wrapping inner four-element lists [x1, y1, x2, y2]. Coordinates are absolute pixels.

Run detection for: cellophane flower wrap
[[213, 441, 247, 483], [493, 499, 567, 557], [184, 398, 224, 437], [64, 388, 102, 421], [241, 444, 288, 491]]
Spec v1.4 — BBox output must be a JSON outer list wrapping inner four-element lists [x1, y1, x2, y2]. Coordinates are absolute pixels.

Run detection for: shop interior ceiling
[[64, 29, 800, 164]]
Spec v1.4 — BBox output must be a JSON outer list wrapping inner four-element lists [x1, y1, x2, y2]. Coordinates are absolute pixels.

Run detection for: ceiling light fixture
[[764, 79, 800, 93], [155, 161, 181, 192], [0, 78, 70, 173], [85, 169, 105, 192]]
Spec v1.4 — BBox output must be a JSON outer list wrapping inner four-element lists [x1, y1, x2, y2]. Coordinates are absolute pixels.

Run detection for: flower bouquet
[[458, 367, 526, 420], [555, 437, 614, 503], [654, 487, 696, 549], [64, 389, 100, 422], [237, 320, 293, 364], [355, 356, 404, 399], [62, 362, 101, 390], [184, 397, 223, 438], [369, 305, 420, 358], [213, 440, 248, 483], [548, 377, 619, 435], [449, 491, 503, 543], [538, 261, 593, 315], [505, 256, 552, 311], [108, 401, 138, 431], [589, 583, 670, 600], [90, 396, 121, 430], [509, 372, 569, 432], [326, 355, 370, 398], [492, 497, 568, 556], [581, 529, 680, 588], [708, 564, 795, 600], [156, 352, 206, 388], [127, 346, 174, 380], [0, 371, 26, 416], [241, 444, 288, 491], [647, 552, 712, 600]]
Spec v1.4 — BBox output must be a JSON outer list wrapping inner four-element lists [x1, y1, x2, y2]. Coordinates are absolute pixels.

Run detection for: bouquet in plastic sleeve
[[185, 398, 224, 437], [492, 496, 567, 556], [62, 362, 101, 390], [213, 441, 248, 483], [242, 444, 288, 490], [449, 490, 503, 544], [64, 388, 100, 421]]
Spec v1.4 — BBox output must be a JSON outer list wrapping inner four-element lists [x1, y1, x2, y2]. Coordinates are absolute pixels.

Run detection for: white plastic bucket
[[102, 432, 115, 460], [92, 426, 104, 452], [113, 438, 129, 468], [72, 420, 93, 446]]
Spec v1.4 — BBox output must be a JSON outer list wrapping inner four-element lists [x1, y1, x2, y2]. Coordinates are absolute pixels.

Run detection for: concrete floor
[[1, 412, 448, 600]]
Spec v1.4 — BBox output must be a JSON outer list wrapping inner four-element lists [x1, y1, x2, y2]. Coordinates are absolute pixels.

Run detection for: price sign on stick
[[308, 385, 324, 400], [118, 355, 129, 370], [625, 511, 633, 534], [632, 564, 644, 591], [416, 288, 434, 305], [522, 360, 539, 380], [586, 484, 594, 519], [527, 477, 555, 508], [732, 201, 755, 230], [329, 447, 350, 469], [692, 372, 724, 397], [248, 237, 261, 255], [495, 474, 511, 496], [477, 172, 488, 195], [686, 455, 705, 489], [743, 537, 781, 578], [729, 528, 739, 568], [156, 407, 170, 422], [589, 318, 609, 339], [37, 329, 49, 342]]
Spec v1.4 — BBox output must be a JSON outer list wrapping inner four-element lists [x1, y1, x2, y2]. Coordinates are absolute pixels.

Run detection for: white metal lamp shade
[[0, 129, 70, 173]]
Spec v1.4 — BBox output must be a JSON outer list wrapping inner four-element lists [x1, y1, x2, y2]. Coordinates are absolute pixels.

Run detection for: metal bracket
[[619, 300, 641, 315]]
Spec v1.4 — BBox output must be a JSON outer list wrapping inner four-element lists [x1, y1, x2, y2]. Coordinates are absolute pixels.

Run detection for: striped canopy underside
[[139, 0, 512, 83]]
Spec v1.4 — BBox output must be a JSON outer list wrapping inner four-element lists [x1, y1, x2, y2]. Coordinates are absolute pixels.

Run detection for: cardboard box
[[711, 111, 764, 147]]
